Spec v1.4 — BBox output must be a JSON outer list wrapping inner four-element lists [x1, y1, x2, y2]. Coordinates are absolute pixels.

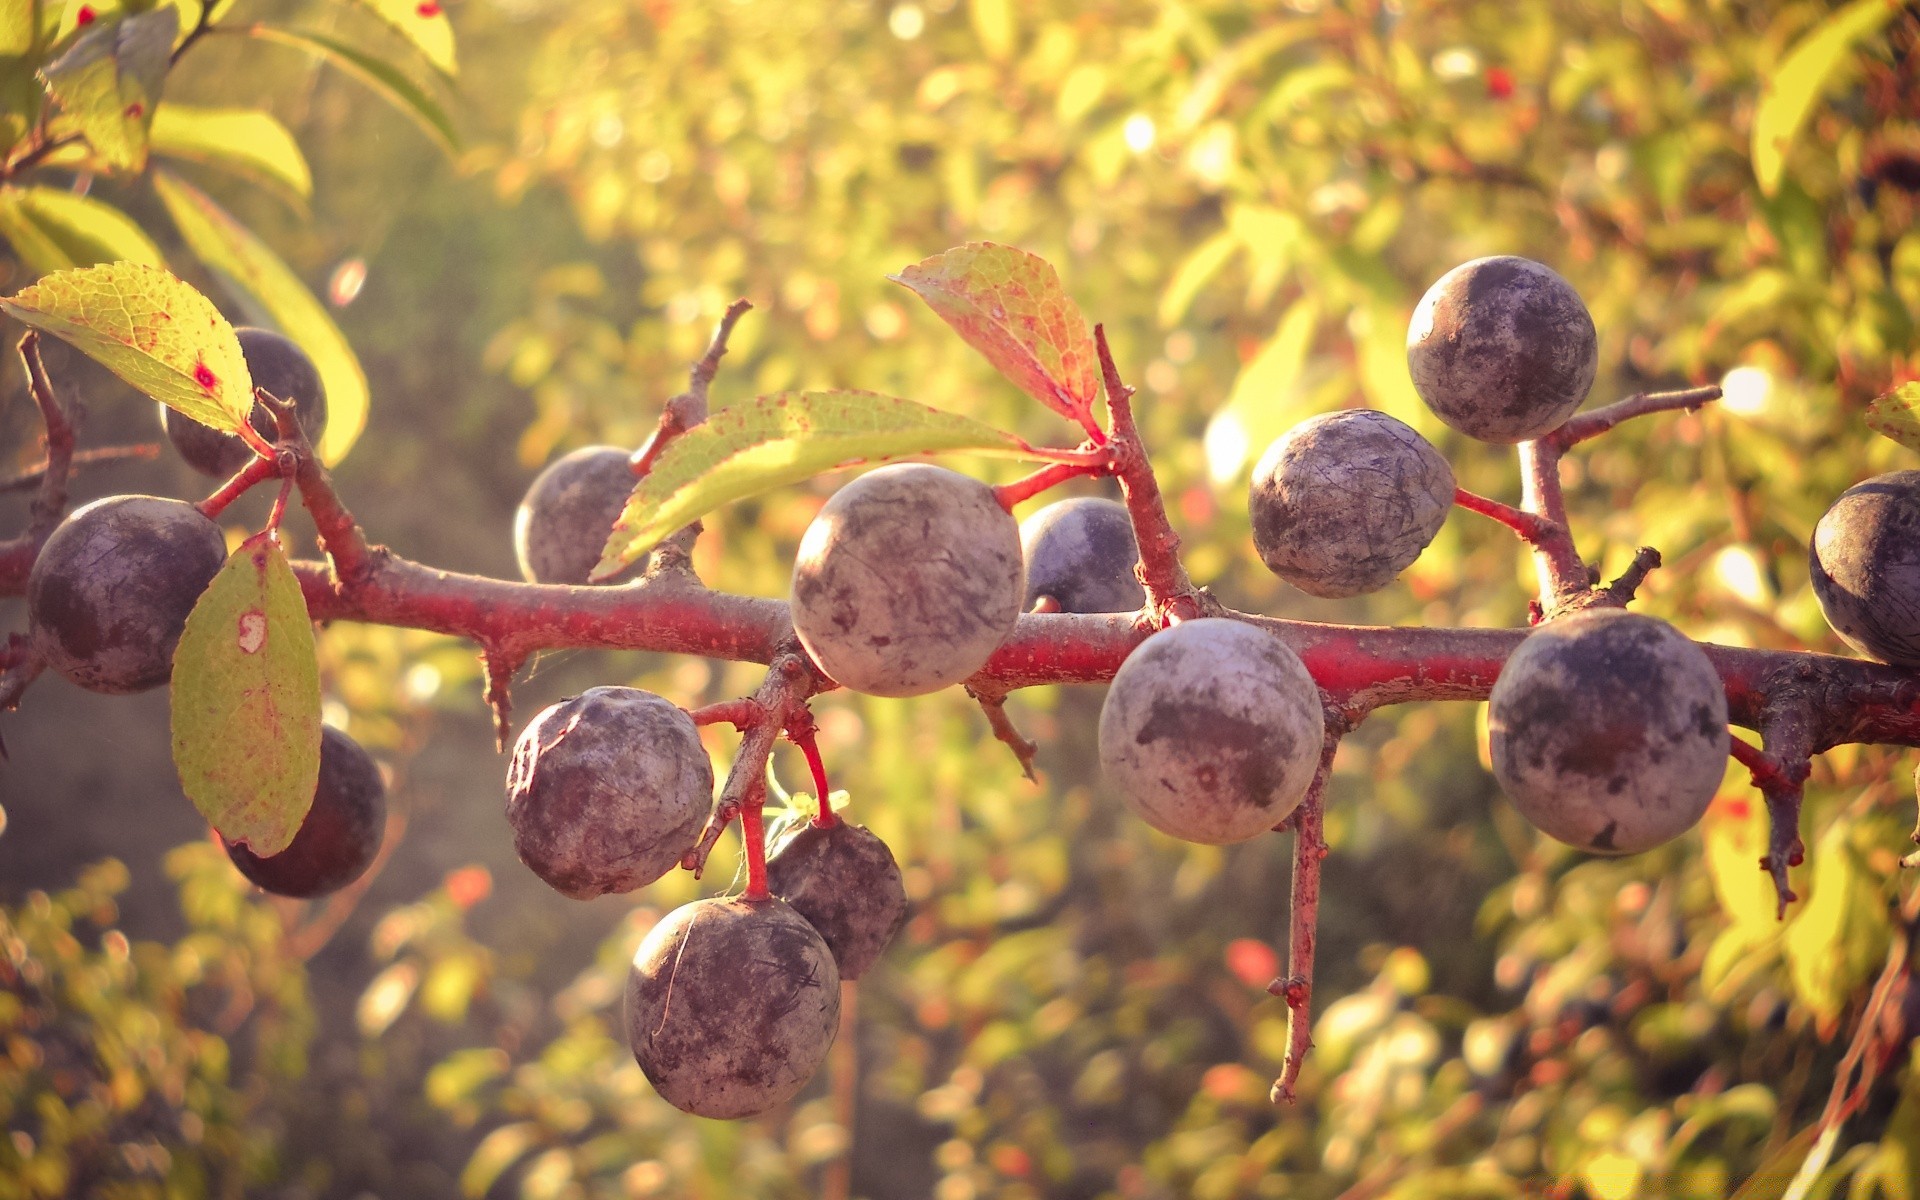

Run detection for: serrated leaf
[[890, 242, 1101, 436], [0, 259, 252, 432], [592, 389, 1031, 579], [38, 6, 176, 171], [0, 184, 163, 274], [1866, 382, 1920, 454], [154, 170, 369, 464], [1752, 0, 1903, 196], [152, 104, 312, 202], [350, 0, 455, 75], [244, 24, 457, 154], [170, 533, 322, 858]]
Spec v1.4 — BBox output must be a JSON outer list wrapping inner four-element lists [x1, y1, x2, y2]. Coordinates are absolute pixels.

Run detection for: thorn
[[481, 646, 522, 751]]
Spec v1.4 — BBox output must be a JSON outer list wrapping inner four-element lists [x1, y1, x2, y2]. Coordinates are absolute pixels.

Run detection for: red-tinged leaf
[[170, 532, 322, 857], [1865, 381, 1920, 454], [890, 242, 1102, 437]]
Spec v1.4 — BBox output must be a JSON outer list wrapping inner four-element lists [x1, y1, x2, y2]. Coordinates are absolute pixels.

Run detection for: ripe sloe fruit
[[790, 463, 1024, 697], [1098, 618, 1326, 844], [1407, 256, 1597, 443], [766, 820, 909, 979], [224, 726, 387, 898], [625, 896, 840, 1119], [1019, 496, 1145, 613], [1488, 608, 1728, 855], [28, 495, 228, 694], [161, 328, 329, 477], [505, 687, 712, 899], [514, 446, 643, 585], [1249, 409, 1455, 598], [1809, 470, 1920, 667]]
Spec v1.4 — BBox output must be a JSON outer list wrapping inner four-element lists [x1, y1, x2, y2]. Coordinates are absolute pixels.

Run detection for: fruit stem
[[1095, 324, 1201, 622], [197, 453, 279, 520], [741, 783, 770, 901], [992, 455, 1113, 512], [786, 711, 837, 828], [1515, 439, 1592, 612], [1452, 487, 1563, 545]]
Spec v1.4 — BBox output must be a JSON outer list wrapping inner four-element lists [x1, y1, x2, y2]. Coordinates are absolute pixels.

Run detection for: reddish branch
[[0, 334, 74, 594], [966, 684, 1040, 781], [0, 443, 159, 494], [993, 456, 1113, 511], [1541, 385, 1722, 451], [784, 707, 837, 828], [1095, 325, 1205, 621], [1452, 487, 1565, 546], [1270, 726, 1343, 1105]]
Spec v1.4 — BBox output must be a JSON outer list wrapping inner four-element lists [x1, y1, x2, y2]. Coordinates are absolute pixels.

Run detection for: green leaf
[[1866, 382, 1920, 454], [170, 532, 322, 858], [968, 0, 1014, 61], [243, 24, 458, 154], [592, 389, 1032, 579], [1752, 0, 1904, 196], [38, 6, 176, 171], [1783, 819, 1889, 1036], [1158, 229, 1237, 328], [151, 104, 312, 202], [0, 0, 35, 56], [0, 185, 163, 274], [890, 242, 1102, 437], [1729, 1124, 1822, 1200], [153, 170, 370, 464], [350, 0, 455, 75], [0, 259, 252, 433], [1203, 295, 1322, 484], [461, 1122, 542, 1198]]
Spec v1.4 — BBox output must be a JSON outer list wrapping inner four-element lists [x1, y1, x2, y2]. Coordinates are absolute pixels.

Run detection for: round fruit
[[790, 463, 1025, 697], [28, 495, 228, 694], [1487, 608, 1728, 855], [513, 445, 642, 586], [1019, 496, 1145, 614], [1097, 618, 1326, 844], [224, 726, 387, 898], [625, 896, 840, 1119], [1809, 470, 1920, 667], [765, 820, 908, 979], [161, 328, 329, 478], [505, 687, 712, 899], [1249, 409, 1455, 598], [1406, 256, 1597, 443]]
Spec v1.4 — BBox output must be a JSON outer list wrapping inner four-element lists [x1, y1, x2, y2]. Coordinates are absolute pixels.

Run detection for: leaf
[[356, 960, 419, 1037], [0, 259, 252, 433], [890, 242, 1101, 436], [592, 389, 1032, 579], [1, 0, 34, 57], [1158, 229, 1238, 328], [38, 5, 176, 171], [461, 1122, 542, 1198], [1752, 0, 1904, 196], [968, 0, 1014, 61], [1783, 819, 1889, 1036], [170, 532, 322, 858], [153, 170, 370, 464], [243, 24, 458, 154], [151, 104, 312, 202], [1202, 296, 1322, 484], [1729, 1124, 1822, 1200], [350, 0, 455, 75], [1866, 382, 1920, 454], [0, 185, 163, 274]]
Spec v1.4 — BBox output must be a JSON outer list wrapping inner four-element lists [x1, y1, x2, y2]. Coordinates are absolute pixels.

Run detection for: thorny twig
[[967, 684, 1039, 782], [1270, 721, 1347, 1105]]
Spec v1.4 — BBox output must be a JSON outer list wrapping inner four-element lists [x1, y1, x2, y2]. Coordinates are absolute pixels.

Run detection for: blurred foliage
[[7, 0, 1920, 1197]]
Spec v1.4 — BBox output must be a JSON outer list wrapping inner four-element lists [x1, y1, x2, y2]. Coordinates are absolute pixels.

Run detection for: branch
[[1515, 439, 1591, 611], [630, 299, 752, 576], [1543, 385, 1722, 451], [681, 652, 824, 888], [992, 455, 1113, 511], [966, 684, 1039, 782], [1095, 325, 1203, 621], [0, 334, 77, 592], [1270, 724, 1344, 1105], [0, 443, 159, 494], [1452, 487, 1567, 547]]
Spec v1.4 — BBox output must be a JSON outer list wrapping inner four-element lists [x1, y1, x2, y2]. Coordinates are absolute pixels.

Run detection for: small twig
[[1515, 439, 1590, 612], [1452, 487, 1566, 546], [967, 684, 1038, 782], [1095, 325, 1201, 621], [172, 0, 219, 63], [0, 334, 78, 592], [263, 394, 373, 588], [991, 453, 1113, 511], [0, 443, 160, 494], [784, 707, 837, 828], [688, 699, 764, 729], [197, 452, 280, 520], [1596, 546, 1662, 606], [1543, 385, 1722, 451], [682, 652, 824, 879], [630, 299, 753, 480], [1738, 710, 1814, 917], [1270, 724, 1344, 1106]]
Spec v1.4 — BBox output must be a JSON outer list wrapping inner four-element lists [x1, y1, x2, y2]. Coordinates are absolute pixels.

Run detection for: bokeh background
[[4, 0, 1920, 1196]]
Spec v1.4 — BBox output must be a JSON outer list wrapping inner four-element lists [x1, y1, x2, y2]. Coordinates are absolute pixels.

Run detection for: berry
[[505, 687, 712, 899], [790, 463, 1024, 697], [765, 820, 908, 979], [1249, 409, 1455, 598], [1019, 496, 1145, 614], [1098, 618, 1326, 844], [1809, 470, 1920, 667], [1406, 256, 1597, 443], [1488, 608, 1728, 855], [161, 329, 329, 478], [28, 495, 228, 694], [224, 726, 387, 898], [513, 446, 642, 585], [625, 896, 840, 1119]]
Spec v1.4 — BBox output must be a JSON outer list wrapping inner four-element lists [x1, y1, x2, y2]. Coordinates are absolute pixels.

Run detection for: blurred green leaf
[[351, 0, 457, 74], [1783, 820, 1889, 1035], [243, 23, 458, 154], [1751, 0, 1904, 196], [0, 0, 34, 56], [461, 1122, 543, 1198], [154, 169, 370, 464], [0, 184, 163, 273], [358, 960, 420, 1037], [151, 104, 312, 202], [592, 389, 1032, 578], [0, 259, 252, 431], [171, 533, 323, 858], [1730, 1124, 1821, 1198], [37, 5, 175, 171]]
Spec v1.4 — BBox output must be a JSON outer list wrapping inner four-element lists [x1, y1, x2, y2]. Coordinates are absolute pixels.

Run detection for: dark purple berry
[[160, 328, 329, 477], [1809, 470, 1920, 667], [1019, 497, 1145, 614], [513, 446, 642, 585], [224, 726, 387, 898], [766, 820, 908, 979]]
